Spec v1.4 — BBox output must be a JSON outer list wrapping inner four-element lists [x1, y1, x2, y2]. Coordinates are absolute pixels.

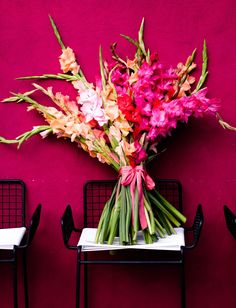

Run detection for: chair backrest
[[26, 204, 42, 246], [61, 205, 76, 247], [83, 179, 182, 228], [0, 180, 25, 228], [224, 205, 236, 240], [186, 204, 204, 249]]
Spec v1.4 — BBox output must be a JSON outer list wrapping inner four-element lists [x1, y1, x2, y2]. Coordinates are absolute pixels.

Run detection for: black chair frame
[[0, 179, 42, 308], [61, 179, 204, 308], [224, 205, 236, 240]]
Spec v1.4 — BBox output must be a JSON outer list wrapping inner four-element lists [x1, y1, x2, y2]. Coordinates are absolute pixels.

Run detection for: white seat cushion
[[78, 227, 185, 252], [0, 227, 26, 250]]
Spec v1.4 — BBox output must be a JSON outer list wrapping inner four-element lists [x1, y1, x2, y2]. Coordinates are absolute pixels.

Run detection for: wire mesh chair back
[[0, 180, 25, 228], [83, 179, 182, 228]]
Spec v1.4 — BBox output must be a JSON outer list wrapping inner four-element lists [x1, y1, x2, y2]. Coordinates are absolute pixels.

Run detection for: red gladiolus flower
[[117, 94, 134, 112]]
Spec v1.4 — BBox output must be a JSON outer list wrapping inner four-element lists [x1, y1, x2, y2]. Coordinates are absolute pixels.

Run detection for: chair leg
[[13, 251, 18, 308], [180, 260, 186, 308], [84, 263, 88, 308], [76, 251, 81, 308], [22, 250, 29, 308]]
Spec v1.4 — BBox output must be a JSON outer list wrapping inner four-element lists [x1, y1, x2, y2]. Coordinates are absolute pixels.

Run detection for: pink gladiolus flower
[[147, 127, 159, 141], [72, 80, 88, 92], [93, 129, 105, 139], [47, 87, 79, 115], [133, 141, 148, 164], [190, 88, 220, 116], [75, 123, 91, 139], [105, 104, 120, 122], [109, 126, 122, 143], [146, 87, 220, 141], [97, 153, 108, 164], [113, 117, 133, 137], [115, 140, 136, 158], [111, 66, 129, 94], [79, 89, 107, 127], [59, 47, 80, 74]]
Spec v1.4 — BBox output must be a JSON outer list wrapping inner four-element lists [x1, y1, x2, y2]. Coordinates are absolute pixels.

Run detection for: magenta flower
[[111, 66, 129, 94]]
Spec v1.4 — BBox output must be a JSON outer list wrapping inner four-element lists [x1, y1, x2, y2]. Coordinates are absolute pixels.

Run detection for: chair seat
[[78, 227, 185, 252], [0, 227, 26, 250]]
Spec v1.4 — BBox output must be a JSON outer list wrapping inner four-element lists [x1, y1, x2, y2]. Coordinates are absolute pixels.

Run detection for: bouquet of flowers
[[0, 17, 233, 245]]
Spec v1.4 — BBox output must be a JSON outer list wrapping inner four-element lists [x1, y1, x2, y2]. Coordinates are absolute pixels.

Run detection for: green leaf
[[146, 48, 150, 63], [138, 17, 147, 56], [49, 15, 66, 50], [120, 34, 139, 48], [2, 96, 21, 103], [185, 48, 197, 67], [2, 89, 37, 103], [146, 153, 158, 164], [194, 40, 208, 92], [16, 73, 79, 82], [99, 46, 106, 90], [32, 83, 49, 95]]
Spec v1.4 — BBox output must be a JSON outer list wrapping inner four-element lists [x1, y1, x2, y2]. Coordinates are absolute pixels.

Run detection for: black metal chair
[[0, 179, 42, 308], [224, 205, 236, 240], [61, 179, 204, 308]]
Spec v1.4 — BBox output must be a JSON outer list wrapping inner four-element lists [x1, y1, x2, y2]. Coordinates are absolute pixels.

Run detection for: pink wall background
[[0, 0, 236, 307]]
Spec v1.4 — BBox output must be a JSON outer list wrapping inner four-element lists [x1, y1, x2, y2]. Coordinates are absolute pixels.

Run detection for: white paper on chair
[[78, 228, 185, 252], [0, 227, 26, 250]]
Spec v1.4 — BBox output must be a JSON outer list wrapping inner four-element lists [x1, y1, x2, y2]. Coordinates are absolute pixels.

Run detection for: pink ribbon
[[119, 165, 155, 230]]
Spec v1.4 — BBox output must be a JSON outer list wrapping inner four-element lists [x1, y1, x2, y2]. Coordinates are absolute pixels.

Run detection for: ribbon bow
[[119, 165, 155, 230]]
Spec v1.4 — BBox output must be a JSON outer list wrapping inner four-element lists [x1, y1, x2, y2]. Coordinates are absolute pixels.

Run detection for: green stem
[[95, 183, 118, 243], [107, 199, 121, 244], [132, 186, 139, 243], [160, 211, 176, 235], [144, 195, 155, 234], [95, 201, 109, 243], [148, 192, 181, 227], [154, 218, 166, 238], [158, 211, 172, 235], [142, 229, 157, 244], [0, 126, 52, 148], [153, 190, 186, 223], [125, 186, 132, 243], [119, 186, 126, 244]]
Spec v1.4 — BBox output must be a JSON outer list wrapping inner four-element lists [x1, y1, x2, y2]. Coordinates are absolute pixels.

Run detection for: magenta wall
[[0, 1, 236, 307]]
